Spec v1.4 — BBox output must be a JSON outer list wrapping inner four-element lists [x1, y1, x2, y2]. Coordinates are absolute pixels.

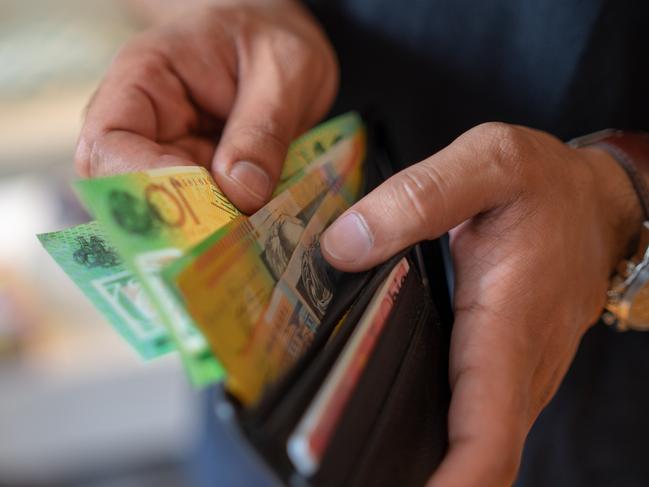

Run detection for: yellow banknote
[[172, 131, 366, 403]]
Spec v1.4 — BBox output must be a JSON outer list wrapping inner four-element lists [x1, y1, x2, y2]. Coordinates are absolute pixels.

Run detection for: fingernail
[[228, 160, 271, 202], [322, 211, 373, 262]]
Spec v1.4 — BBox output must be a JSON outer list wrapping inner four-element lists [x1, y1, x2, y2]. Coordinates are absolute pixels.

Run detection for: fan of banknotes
[[39, 112, 365, 405]]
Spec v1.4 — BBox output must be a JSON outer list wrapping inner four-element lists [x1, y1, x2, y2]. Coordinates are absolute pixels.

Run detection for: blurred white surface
[[0, 0, 138, 175], [0, 355, 198, 483], [0, 172, 202, 484], [0, 2, 204, 484]]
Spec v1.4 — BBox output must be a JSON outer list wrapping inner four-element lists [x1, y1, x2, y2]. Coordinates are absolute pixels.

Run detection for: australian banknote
[[38, 221, 170, 358], [74, 165, 239, 385], [39, 112, 364, 387], [168, 131, 365, 403]]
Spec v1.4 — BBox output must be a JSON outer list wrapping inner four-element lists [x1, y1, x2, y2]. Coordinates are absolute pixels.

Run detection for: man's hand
[[321, 123, 641, 486], [75, 0, 337, 214]]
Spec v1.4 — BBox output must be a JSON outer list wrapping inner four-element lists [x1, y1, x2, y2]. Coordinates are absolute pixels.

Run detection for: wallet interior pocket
[[308, 254, 448, 487], [346, 297, 449, 487], [240, 252, 412, 468], [232, 247, 449, 487]]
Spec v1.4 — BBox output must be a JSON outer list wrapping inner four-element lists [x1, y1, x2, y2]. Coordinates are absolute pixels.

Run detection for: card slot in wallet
[[343, 269, 449, 487], [244, 265, 376, 429], [305, 255, 442, 486]]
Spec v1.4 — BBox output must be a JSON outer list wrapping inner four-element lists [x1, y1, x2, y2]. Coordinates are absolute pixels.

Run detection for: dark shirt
[[304, 1, 649, 486], [308, 0, 649, 163]]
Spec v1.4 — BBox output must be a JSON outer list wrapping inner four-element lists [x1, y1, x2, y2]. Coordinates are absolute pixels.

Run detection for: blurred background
[[0, 1, 207, 485]]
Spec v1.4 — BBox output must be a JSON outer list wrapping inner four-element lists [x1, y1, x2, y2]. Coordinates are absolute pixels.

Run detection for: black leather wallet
[[211, 120, 453, 487]]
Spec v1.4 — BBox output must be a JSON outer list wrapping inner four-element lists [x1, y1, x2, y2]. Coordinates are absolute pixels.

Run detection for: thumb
[[321, 123, 517, 271]]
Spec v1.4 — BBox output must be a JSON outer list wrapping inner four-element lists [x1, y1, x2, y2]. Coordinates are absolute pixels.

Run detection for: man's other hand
[[322, 122, 641, 487], [75, 0, 337, 214]]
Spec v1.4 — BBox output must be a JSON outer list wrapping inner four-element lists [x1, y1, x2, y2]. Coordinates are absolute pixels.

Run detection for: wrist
[[580, 146, 643, 271]]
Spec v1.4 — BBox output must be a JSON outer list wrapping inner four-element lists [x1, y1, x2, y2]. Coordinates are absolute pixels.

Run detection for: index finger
[[75, 32, 235, 177]]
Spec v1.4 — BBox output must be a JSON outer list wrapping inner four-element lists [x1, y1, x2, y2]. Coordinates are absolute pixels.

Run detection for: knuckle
[[131, 52, 169, 83], [386, 163, 447, 237], [74, 136, 91, 177], [110, 37, 170, 85], [467, 122, 539, 193], [265, 29, 337, 123], [84, 137, 103, 177], [110, 41, 133, 66], [472, 122, 530, 168], [243, 121, 286, 149], [79, 134, 113, 178], [268, 29, 319, 81], [273, 28, 308, 58], [218, 6, 255, 35], [223, 6, 268, 52], [111, 33, 150, 65], [227, 120, 288, 174]]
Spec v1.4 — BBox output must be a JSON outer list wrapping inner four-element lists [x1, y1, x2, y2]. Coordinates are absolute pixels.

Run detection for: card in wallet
[[287, 257, 413, 476], [211, 119, 452, 487]]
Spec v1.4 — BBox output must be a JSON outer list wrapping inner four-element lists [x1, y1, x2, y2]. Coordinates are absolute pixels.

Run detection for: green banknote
[[280, 111, 363, 187], [74, 166, 239, 386], [37, 221, 170, 358]]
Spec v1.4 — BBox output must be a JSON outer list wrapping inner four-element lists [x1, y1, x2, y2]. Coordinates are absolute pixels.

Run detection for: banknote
[[278, 111, 363, 193], [287, 258, 411, 476], [255, 153, 364, 394], [37, 221, 170, 359], [74, 166, 240, 385], [39, 112, 364, 386], [253, 146, 365, 385], [248, 190, 350, 395], [168, 131, 365, 403]]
